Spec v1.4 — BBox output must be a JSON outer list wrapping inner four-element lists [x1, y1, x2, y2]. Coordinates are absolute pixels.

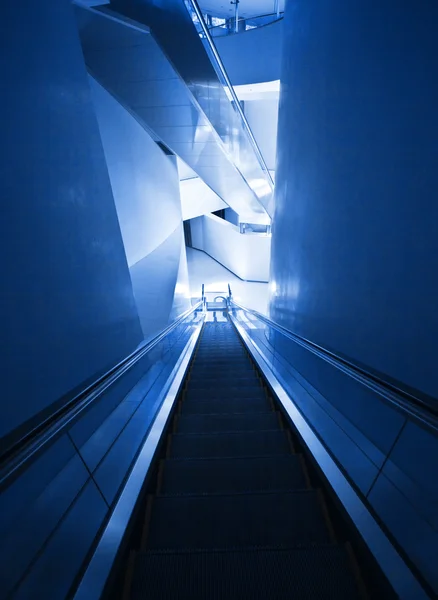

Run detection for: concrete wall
[[215, 19, 283, 85], [89, 76, 191, 340], [0, 0, 143, 452], [270, 1, 438, 593], [191, 214, 271, 282]]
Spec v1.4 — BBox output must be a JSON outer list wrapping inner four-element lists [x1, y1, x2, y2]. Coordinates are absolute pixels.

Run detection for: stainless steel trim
[[230, 301, 438, 426], [187, 0, 274, 193], [73, 317, 204, 600], [230, 313, 430, 600]]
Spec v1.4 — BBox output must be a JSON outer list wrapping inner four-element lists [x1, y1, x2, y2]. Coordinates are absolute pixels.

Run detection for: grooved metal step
[[125, 320, 369, 600], [195, 349, 247, 354], [145, 490, 331, 549], [168, 430, 291, 459], [186, 375, 261, 389], [176, 412, 280, 433], [130, 545, 363, 600], [193, 359, 254, 377], [184, 386, 267, 400], [189, 364, 255, 374], [160, 455, 307, 494], [181, 398, 271, 415]]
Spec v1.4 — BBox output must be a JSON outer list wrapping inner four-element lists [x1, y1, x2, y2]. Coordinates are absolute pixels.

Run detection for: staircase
[[123, 320, 368, 599]]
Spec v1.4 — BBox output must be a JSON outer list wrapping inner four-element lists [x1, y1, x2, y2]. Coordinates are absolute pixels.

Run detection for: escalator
[[119, 319, 371, 599], [0, 296, 432, 598], [74, 0, 273, 224]]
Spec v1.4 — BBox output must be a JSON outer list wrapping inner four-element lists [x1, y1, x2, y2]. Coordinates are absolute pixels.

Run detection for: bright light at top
[[233, 80, 281, 102], [175, 283, 190, 297], [204, 281, 229, 292], [248, 178, 273, 199]]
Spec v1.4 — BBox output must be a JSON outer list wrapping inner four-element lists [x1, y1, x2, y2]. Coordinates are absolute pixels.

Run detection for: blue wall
[[271, 0, 438, 401], [0, 0, 143, 450], [270, 1, 438, 593]]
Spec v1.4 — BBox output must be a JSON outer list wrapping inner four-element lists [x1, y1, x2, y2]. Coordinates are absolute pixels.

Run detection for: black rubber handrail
[[230, 300, 438, 428], [0, 301, 203, 486]]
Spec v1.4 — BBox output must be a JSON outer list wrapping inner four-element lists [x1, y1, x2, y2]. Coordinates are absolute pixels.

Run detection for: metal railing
[[184, 0, 274, 195], [207, 12, 284, 37], [201, 283, 233, 310], [239, 222, 272, 235], [0, 301, 203, 485], [230, 300, 438, 424]]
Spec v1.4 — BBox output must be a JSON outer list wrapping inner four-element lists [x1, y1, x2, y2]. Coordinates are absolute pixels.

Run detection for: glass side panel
[[183, 0, 274, 218]]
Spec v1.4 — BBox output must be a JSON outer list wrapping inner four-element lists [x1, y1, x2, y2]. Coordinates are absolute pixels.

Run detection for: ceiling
[[199, 0, 285, 19]]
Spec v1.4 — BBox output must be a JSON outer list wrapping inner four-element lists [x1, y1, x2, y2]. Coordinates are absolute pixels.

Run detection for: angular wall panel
[[0, 0, 142, 451]]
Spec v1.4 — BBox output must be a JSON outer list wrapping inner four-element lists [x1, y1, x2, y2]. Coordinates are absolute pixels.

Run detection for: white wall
[[89, 77, 183, 267], [225, 207, 239, 225], [187, 247, 269, 314], [180, 177, 227, 221], [190, 213, 205, 249], [244, 98, 279, 171], [129, 225, 189, 341], [89, 76, 191, 339], [190, 214, 271, 282]]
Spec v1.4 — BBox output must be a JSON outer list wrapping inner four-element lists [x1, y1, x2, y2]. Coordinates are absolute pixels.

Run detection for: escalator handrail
[[207, 11, 284, 35], [0, 301, 203, 486], [230, 300, 438, 428], [187, 0, 274, 192]]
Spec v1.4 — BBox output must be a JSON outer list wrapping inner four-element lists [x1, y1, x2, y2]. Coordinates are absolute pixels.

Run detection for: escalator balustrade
[[122, 320, 369, 599]]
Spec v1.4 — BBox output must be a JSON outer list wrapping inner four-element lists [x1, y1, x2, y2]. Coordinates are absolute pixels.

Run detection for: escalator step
[[191, 358, 252, 367], [169, 430, 291, 459], [196, 340, 248, 356], [190, 363, 256, 379], [195, 352, 247, 358], [181, 398, 271, 415], [192, 361, 251, 369], [160, 455, 307, 494], [186, 376, 260, 389], [196, 344, 248, 358], [189, 371, 256, 380], [130, 545, 363, 600], [189, 365, 255, 375], [176, 412, 280, 433], [184, 387, 266, 400], [146, 490, 330, 549], [194, 354, 248, 358]]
